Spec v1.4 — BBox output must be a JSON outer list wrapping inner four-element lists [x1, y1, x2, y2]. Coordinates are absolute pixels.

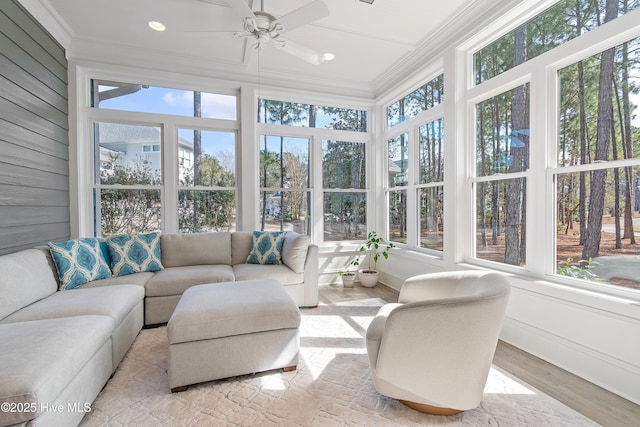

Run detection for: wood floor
[[318, 283, 640, 427]]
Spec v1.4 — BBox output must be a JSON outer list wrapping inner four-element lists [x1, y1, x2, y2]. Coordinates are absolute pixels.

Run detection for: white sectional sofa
[[0, 231, 317, 426]]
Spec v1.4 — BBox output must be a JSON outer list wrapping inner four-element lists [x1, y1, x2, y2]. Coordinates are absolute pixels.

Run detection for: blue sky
[[99, 85, 237, 156]]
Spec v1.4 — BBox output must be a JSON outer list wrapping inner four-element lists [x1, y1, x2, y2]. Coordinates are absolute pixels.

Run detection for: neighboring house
[[97, 122, 194, 182]]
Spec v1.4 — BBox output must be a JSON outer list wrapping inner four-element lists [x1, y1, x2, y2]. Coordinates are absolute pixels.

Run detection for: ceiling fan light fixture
[[148, 21, 166, 32]]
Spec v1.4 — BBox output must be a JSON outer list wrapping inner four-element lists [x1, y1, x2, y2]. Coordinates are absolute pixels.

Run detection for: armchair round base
[[400, 400, 462, 416]]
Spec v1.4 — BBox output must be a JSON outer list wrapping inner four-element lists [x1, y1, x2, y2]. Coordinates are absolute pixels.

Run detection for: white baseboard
[[501, 317, 640, 405]]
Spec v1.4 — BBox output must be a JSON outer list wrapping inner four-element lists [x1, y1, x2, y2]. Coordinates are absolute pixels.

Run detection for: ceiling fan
[[195, 0, 332, 65]]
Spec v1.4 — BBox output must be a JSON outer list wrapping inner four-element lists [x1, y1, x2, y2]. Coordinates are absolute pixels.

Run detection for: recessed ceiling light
[[322, 53, 335, 62], [148, 21, 166, 32]]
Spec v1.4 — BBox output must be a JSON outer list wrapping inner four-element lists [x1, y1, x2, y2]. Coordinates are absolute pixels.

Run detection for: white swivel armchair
[[366, 270, 511, 415]]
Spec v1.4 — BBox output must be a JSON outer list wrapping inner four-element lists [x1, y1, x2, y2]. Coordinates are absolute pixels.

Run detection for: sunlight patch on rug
[[80, 298, 598, 426]]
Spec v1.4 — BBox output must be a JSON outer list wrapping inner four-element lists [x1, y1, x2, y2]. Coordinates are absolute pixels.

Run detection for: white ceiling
[[21, 0, 515, 99]]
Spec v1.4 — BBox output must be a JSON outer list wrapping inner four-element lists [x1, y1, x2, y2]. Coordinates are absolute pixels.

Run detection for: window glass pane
[[323, 193, 366, 241], [258, 99, 367, 132], [388, 74, 444, 127], [93, 81, 237, 120], [259, 190, 310, 234], [476, 84, 530, 177], [559, 35, 640, 166], [96, 189, 161, 236], [556, 168, 640, 289], [322, 141, 366, 189], [259, 134, 309, 234], [475, 178, 526, 266], [389, 190, 407, 244], [96, 122, 162, 185], [178, 190, 235, 232], [259, 135, 309, 189], [419, 187, 444, 251], [388, 133, 409, 187], [474, 0, 640, 84], [419, 119, 444, 184], [177, 129, 235, 187]]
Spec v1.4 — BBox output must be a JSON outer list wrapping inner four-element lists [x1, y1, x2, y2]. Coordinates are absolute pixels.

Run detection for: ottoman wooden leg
[[171, 385, 189, 393], [283, 365, 297, 372]]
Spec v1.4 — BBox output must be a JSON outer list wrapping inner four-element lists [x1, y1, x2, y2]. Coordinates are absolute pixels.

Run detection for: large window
[[178, 129, 236, 232], [259, 135, 310, 235], [555, 34, 640, 288], [94, 122, 162, 236], [385, 74, 445, 251], [474, 84, 530, 267], [387, 134, 409, 244], [469, 0, 640, 292], [257, 98, 369, 241], [91, 81, 238, 236], [322, 141, 366, 241], [418, 119, 444, 251]]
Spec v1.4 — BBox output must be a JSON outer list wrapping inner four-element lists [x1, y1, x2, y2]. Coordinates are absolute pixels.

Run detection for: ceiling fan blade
[[276, 0, 329, 33], [226, 0, 256, 21], [272, 39, 327, 65], [184, 29, 239, 34]]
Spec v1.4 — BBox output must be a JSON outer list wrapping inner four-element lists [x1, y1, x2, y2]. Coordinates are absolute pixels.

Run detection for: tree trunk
[[621, 37, 636, 244], [504, 24, 527, 266], [582, 0, 618, 260]]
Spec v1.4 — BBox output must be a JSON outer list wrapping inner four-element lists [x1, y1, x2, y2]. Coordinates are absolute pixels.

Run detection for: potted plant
[[338, 269, 357, 288], [351, 231, 395, 288]]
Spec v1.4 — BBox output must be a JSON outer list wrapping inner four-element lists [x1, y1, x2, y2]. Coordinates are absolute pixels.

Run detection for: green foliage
[[557, 257, 603, 281], [350, 231, 395, 271], [100, 160, 162, 235]]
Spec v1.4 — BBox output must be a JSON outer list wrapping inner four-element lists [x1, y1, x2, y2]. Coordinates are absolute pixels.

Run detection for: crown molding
[[17, 0, 74, 49], [373, 0, 522, 100], [67, 38, 376, 100]]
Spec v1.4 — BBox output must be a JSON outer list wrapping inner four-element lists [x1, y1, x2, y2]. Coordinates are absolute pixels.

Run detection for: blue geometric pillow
[[107, 232, 163, 277], [246, 231, 286, 265], [48, 238, 112, 290]]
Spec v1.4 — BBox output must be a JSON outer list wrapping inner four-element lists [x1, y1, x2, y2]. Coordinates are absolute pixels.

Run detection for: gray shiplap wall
[[0, 0, 69, 255]]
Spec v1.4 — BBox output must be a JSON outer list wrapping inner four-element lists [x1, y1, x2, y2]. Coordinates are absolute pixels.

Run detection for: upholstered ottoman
[[167, 279, 301, 392]]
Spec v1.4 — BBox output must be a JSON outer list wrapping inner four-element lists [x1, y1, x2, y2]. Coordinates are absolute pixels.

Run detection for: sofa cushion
[[160, 232, 231, 267], [0, 285, 145, 328], [246, 231, 286, 265], [145, 265, 235, 297], [0, 249, 58, 321], [0, 316, 112, 426], [231, 232, 253, 265], [107, 232, 163, 276], [81, 272, 155, 288], [48, 238, 112, 290], [281, 232, 310, 273], [233, 263, 303, 285]]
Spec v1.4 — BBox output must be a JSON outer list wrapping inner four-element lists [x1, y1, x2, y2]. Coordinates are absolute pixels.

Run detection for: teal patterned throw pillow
[[246, 231, 286, 265], [107, 232, 163, 277], [48, 238, 112, 290]]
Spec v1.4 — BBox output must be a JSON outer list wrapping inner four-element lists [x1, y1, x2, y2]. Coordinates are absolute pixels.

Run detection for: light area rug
[[80, 297, 598, 426]]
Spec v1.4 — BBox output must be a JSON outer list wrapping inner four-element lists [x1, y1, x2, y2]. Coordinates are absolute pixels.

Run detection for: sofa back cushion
[[281, 232, 310, 273], [161, 232, 232, 267], [0, 249, 57, 321], [231, 232, 253, 265]]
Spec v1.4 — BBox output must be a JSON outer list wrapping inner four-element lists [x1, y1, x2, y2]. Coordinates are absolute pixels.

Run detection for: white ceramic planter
[[341, 272, 356, 288], [358, 270, 378, 288]]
